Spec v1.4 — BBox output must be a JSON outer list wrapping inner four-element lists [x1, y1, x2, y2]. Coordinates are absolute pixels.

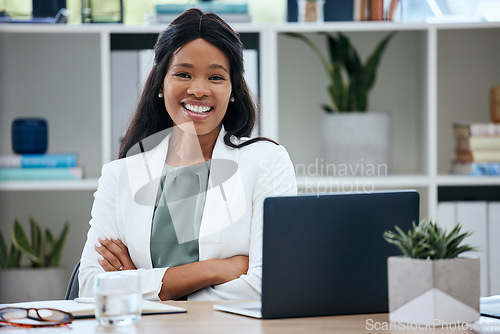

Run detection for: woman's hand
[[95, 237, 137, 272], [212, 255, 249, 285], [158, 255, 249, 301]]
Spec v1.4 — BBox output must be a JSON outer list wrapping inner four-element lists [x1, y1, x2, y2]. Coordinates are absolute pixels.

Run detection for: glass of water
[[94, 271, 142, 326]]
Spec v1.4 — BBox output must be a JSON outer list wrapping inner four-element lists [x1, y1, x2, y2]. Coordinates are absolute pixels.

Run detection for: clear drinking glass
[[94, 271, 142, 326]]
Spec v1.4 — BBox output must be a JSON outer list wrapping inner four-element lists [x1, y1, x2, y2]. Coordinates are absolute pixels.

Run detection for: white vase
[[0, 268, 67, 303], [321, 112, 392, 176], [387, 256, 480, 325]]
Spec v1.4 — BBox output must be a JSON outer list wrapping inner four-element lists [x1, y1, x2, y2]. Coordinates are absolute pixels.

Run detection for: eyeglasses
[[0, 307, 73, 328]]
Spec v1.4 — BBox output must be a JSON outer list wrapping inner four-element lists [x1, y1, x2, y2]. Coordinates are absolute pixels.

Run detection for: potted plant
[[284, 31, 396, 174], [383, 218, 480, 325], [0, 217, 69, 303]]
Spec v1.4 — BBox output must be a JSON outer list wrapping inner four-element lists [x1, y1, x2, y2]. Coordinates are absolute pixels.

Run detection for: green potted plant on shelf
[[383, 218, 480, 325], [284, 31, 395, 113], [0, 217, 70, 303], [284, 31, 396, 175]]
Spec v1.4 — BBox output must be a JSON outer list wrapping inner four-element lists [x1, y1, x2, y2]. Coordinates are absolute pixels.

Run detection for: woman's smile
[[181, 101, 214, 120]]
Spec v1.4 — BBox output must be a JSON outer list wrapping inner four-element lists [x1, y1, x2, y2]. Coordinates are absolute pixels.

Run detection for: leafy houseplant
[[383, 218, 476, 259], [284, 31, 396, 112], [284, 31, 396, 175], [384, 218, 480, 325], [0, 218, 70, 303], [0, 229, 21, 269], [0, 217, 69, 268]]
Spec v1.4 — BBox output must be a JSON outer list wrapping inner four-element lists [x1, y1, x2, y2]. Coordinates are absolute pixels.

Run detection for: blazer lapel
[[198, 128, 246, 260], [125, 132, 171, 269]]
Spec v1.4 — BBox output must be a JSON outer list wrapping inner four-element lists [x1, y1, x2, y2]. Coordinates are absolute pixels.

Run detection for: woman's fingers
[[108, 238, 137, 270], [107, 237, 128, 254], [95, 239, 122, 271], [97, 254, 117, 272], [95, 237, 136, 271]]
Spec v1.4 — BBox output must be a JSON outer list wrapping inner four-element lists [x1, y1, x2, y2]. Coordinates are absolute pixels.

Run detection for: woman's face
[[162, 38, 232, 136]]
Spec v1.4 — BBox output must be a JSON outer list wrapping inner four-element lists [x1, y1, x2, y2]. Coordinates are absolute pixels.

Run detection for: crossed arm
[[95, 238, 248, 300]]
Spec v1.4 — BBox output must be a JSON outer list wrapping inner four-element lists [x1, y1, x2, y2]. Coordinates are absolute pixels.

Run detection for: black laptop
[[214, 190, 420, 319]]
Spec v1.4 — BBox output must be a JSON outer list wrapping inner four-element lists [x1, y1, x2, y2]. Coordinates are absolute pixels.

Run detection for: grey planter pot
[[388, 256, 480, 325], [321, 112, 392, 176], [0, 268, 67, 303]]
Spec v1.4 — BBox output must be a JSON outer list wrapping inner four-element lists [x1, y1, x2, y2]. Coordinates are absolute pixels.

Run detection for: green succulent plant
[[284, 31, 396, 113], [0, 230, 21, 269], [0, 217, 69, 268], [383, 218, 477, 260]]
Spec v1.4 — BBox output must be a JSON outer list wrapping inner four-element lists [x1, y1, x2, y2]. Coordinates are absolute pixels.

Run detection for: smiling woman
[[78, 8, 297, 302]]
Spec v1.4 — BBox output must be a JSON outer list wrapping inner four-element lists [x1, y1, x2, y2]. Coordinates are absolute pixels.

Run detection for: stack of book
[[0, 153, 83, 181], [451, 122, 500, 176], [151, 2, 251, 24]]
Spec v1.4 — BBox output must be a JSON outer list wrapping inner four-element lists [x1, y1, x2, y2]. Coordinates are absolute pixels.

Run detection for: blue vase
[[11, 118, 48, 154]]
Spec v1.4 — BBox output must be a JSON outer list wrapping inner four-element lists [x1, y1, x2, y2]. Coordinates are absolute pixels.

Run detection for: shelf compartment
[[277, 28, 428, 176], [437, 27, 500, 174], [0, 32, 103, 179]]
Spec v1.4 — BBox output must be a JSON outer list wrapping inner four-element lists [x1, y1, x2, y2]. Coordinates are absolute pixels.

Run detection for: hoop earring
[[230, 97, 235, 102], [158, 92, 164, 98]]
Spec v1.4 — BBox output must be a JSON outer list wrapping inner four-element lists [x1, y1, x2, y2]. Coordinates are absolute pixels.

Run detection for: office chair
[[64, 261, 80, 300]]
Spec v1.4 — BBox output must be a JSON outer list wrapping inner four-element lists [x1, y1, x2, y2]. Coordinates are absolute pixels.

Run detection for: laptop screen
[[262, 190, 419, 319]]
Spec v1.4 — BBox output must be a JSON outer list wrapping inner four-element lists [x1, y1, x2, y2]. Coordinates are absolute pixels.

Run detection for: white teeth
[[185, 103, 211, 113]]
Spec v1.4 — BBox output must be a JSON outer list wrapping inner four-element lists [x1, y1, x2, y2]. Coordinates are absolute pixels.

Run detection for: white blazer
[[79, 128, 297, 300]]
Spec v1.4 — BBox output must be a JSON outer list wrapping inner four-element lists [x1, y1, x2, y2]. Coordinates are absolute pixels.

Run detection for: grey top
[[150, 160, 211, 268]]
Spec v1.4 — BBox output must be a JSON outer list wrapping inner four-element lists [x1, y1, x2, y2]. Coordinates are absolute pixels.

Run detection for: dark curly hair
[[119, 8, 275, 159]]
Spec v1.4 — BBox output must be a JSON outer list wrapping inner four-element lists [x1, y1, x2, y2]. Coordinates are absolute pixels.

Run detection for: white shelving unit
[[269, 21, 500, 219], [1, 21, 500, 275]]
